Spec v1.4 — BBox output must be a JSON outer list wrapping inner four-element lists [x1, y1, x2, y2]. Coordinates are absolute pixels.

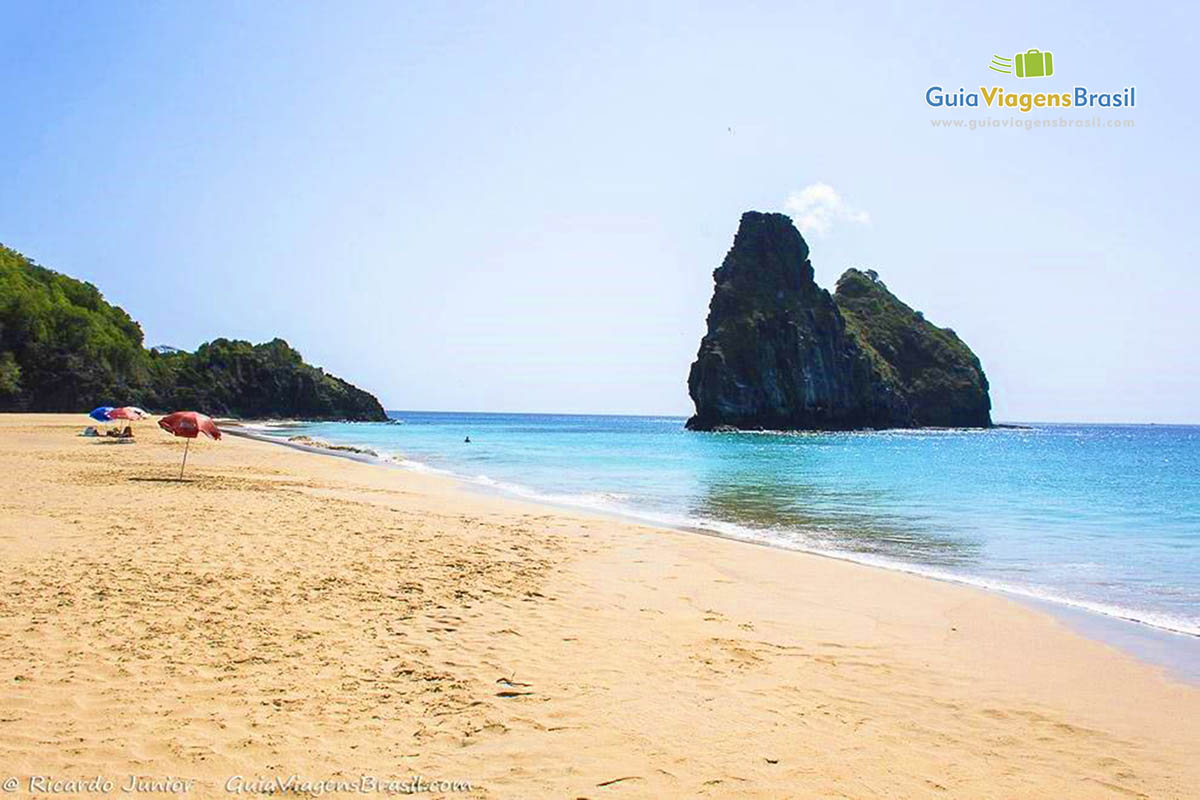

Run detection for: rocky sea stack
[[686, 212, 991, 431]]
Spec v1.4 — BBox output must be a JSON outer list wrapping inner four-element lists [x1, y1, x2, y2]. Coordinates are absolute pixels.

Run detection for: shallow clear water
[[253, 412, 1200, 638]]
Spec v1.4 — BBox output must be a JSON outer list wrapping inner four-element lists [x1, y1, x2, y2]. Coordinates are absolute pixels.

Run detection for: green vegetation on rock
[[0, 244, 387, 420], [834, 268, 991, 428], [145, 338, 388, 421]]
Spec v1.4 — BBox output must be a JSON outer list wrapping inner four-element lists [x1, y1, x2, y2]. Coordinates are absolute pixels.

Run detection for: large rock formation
[[686, 212, 990, 431]]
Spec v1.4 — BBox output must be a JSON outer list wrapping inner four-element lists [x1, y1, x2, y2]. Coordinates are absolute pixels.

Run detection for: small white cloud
[[783, 183, 870, 237]]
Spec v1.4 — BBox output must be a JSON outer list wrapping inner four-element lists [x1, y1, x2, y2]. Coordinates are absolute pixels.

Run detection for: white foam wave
[[394, 458, 455, 476], [239, 420, 307, 431], [470, 474, 631, 508]]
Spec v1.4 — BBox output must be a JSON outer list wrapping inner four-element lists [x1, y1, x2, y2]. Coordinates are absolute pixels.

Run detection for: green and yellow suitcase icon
[[1014, 49, 1053, 78]]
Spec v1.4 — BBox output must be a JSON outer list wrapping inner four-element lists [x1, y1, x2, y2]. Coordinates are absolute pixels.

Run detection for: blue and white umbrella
[[88, 406, 115, 423]]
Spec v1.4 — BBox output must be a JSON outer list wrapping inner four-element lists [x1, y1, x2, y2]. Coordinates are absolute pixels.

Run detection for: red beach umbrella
[[109, 406, 150, 421], [158, 411, 221, 479]]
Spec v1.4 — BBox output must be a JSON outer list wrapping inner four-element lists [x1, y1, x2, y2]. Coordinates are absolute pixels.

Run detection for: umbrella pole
[[180, 438, 190, 480]]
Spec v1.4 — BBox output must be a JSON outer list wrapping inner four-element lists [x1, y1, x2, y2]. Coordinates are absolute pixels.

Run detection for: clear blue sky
[[2, 1, 1196, 422]]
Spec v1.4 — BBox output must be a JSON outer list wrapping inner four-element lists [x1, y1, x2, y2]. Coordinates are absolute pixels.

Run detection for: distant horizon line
[[378, 409, 1199, 427]]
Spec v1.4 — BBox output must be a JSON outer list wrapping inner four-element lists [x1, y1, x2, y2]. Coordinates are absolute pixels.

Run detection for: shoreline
[[4, 413, 1198, 797], [230, 421, 1200, 681]]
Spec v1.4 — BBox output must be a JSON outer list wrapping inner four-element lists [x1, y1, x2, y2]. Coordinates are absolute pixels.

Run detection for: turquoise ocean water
[[252, 412, 1200, 640]]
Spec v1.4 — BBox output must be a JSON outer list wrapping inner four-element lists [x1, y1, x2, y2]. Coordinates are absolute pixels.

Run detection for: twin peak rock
[[686, 211, 991, 431]]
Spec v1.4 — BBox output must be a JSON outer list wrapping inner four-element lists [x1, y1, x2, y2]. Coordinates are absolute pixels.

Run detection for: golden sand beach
[[0, 414, 1196, 798]]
